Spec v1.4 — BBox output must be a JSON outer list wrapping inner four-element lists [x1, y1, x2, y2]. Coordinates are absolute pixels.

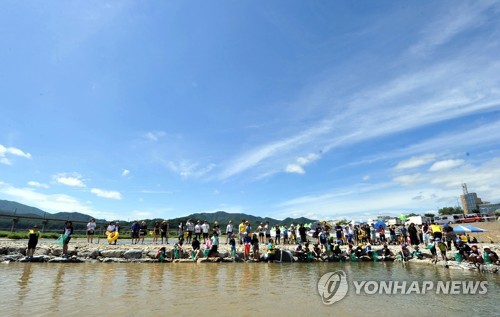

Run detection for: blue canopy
[[453, 225, 471, 233], [374, 221, 386, 230], [464, 225, 487, 232]]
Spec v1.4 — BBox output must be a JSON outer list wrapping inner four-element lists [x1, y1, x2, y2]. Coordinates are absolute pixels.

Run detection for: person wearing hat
[[427, 236, 438, 263], [456, 238, 471, 261], [436, 238, 448, 262], [483, 246, 499, 265], [27, 225, 40, 259]]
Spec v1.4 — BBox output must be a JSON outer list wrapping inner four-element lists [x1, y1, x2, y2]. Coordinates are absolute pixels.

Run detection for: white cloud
[[90, 188, 122, 200], [429, 159, 464, 172], [297, 153, 320, 165], [362, 175, 370, 181], [409, 2, 494, 55], [395, 154, 436, 170], [53, 173, 86, 187], [0, 144, 32, 165], [285, 164, 305, 174], [166, 160, 216, 178], [122, 169, 130, 176], [284, 153, 320, 175], [27, 181, 49, 189], [144, 131, 166, 141], [272, 155, 500, 219], [0, 180, 101, 215]]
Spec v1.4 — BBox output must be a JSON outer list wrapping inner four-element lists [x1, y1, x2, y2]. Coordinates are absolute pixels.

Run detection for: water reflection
[[0, 263, 497, 317]]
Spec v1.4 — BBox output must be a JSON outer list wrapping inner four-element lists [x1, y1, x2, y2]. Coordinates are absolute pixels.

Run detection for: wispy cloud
[[395, 154, 436, 170], [285, 153, 320, 175], [122, 169, 130, 176], [429, 159, 464, 172], [53, 173, 86, 187], [27, 181, 49, 189], [166, 160, 216, 178], [90, 188, 122, 200], [274, 156, 500, 219], [409, 2, 494, 55], [144, 131, 166, 142], [1, 180, 88, 213], [0, 144, 32, 165]]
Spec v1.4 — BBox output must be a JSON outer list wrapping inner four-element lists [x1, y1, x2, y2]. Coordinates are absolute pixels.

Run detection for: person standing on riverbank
[[139, 221, 148, 244], [210, 231, 219, 257], [130, 220, 140, 244], [201, 221, 209, 241], [225, 220, 233, 244], [265, 222, 271, 243], [27, 225, 40, 259], [86, 218, 96, 244], [186, 219, 195, 244], [238, 220, 246, 245], [299, 224, 307, 244], [258, 223, 265, 243], [62, 221, 73, 257], [194, 220, 201, 241], [408, 223, 419, 245], [252, 233, 260, 260], [153, 221, 160, 244]]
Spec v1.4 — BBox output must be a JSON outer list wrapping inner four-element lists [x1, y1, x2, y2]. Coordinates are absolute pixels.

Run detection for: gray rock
[[1, 254, 24, 261], [131, 258, 156, 263], [51, 249, 63, 256], [36, 247, 50, 255], [8, 247, 26, 255], [101, 250, 125, 258], [49, 257, 70, 263], [101, 257, 128, 263], [78, 249, 100, 259], [123, 249, 143, 259]]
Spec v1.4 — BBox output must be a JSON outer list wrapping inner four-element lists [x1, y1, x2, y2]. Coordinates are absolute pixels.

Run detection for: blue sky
[[1, 1, 500, 221]]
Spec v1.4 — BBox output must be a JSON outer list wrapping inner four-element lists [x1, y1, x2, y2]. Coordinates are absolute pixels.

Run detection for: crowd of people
[[24, 217, 498, 266]]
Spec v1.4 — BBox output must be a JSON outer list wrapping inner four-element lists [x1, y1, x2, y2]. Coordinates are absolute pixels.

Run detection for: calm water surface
[[1, 262, 498, 317]]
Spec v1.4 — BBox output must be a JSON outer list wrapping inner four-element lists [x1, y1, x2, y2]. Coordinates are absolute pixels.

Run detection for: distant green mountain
[[165, 211, 317, 227], [0, 199, 46, 217], [0, 200, 317, 232], [0, 199, 106, 230]]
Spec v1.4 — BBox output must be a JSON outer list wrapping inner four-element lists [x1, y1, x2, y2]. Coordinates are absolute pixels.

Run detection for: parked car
[[433, 215, 460, 225], [456, 214, 483, 223]]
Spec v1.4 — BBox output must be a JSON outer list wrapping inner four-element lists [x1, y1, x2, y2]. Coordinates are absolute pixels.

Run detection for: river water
[[1, 262, 498, 317]]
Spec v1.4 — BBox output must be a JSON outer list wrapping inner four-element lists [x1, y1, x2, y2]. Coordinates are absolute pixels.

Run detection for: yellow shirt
[[239, 223, 246, 233], [431, 225, 441, 233]]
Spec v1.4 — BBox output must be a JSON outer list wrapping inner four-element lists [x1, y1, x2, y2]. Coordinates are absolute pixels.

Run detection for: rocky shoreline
[[1, 239, 498, 274]]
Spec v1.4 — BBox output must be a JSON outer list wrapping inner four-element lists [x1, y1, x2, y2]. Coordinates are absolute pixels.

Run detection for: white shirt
[[201, 223, 209, 233], [226, 224, 233, 233], [87, 222, 96, 232], [195, 224, 201, 233]]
